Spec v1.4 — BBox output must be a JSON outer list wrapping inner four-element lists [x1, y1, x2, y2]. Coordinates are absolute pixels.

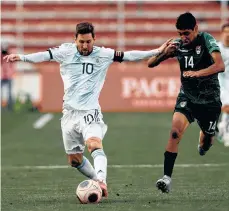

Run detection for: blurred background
[[1, 0, 229, 112], [1, 1, 229, 211]]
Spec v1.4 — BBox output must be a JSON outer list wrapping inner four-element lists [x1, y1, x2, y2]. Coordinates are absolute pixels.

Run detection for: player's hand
[[158, 38, 173, 54], [164, 42, 178, 55], [183, 71, 201, 78], [3, 54, 21, 63]]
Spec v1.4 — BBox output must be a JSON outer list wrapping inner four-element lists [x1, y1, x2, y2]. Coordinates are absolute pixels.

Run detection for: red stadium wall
[[2, 1, 227, 112], [39, 61, 180, 112]]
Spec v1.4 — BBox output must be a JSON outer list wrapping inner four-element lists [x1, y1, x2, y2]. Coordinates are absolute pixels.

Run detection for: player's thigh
[[61, 112, 85, 154], [172, 92, 193, 139], [82, 122, 107, 141], [195, 101, 222, 135], [81, 110, 107, 139], [84, 123, 108, 152], [171, 112, 190, 139], [174, 92, 194, 124]]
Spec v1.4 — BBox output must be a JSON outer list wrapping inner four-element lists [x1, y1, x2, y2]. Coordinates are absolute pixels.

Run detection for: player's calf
[[68, 154, 83, 168], [68, 154, 97, 180]]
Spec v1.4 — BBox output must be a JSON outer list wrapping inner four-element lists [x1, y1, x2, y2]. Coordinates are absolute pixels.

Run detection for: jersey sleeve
[[203, 32, 221, 54], [100, 47, 124, 63], [48, 43, 73, 63], [101, 47, 115, 59]]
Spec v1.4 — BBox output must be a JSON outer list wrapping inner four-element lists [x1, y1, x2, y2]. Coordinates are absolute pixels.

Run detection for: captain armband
[[113, 51, 124, 63]]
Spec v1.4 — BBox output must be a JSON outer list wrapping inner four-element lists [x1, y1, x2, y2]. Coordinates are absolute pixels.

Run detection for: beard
[[78, 47, 92, 56]]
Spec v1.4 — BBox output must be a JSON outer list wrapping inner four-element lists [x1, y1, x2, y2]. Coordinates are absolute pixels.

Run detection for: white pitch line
[[2, 163, 228, 170], [33, 113, 54, 129]]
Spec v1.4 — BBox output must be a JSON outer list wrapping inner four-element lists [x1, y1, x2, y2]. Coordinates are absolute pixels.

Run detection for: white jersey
[[49, 43, 115, 110], [19, 42, 161, 111], [218, 42, 229, 92]]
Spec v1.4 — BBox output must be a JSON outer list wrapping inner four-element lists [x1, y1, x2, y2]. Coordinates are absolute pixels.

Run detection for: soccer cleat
[[198, 144, 212, 156], [98, 181, 108, 197], [198, 144, 206, 156], [198, 135, 213, 156], [156, 175, 171, 193]]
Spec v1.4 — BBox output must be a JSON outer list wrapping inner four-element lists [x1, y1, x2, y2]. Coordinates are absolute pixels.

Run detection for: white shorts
[[60, 109, 107, 154]]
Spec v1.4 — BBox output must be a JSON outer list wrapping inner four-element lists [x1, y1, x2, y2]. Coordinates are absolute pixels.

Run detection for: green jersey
[[174, 32, 221, 104]]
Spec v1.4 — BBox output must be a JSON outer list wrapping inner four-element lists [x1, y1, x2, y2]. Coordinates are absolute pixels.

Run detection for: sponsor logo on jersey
[[196, 46, 201, 54]]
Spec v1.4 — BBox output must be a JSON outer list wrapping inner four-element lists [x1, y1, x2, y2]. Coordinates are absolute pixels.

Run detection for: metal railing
[[1, 0, 228, 53]]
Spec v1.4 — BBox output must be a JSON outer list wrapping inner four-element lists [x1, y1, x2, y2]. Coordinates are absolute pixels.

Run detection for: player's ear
[[93, 35, 96, 41], [74, 34, 78, 42], [194, 25, 198, 33]]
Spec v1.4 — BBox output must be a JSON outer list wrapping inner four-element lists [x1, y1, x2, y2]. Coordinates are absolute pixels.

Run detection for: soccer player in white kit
[[217, 23, 229, 147], [4, 22, 172, 198]]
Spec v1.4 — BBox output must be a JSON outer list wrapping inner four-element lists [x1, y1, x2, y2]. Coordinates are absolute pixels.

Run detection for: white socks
[[77, 156, 97, 180], [75, 149, 108, 183], [91, 149, 107, 183]]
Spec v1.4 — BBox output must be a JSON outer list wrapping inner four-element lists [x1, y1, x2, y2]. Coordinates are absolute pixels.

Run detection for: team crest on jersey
[[196, 46, 201, 54], [96, 58, 100, 63], [180, 101, 187, 108]]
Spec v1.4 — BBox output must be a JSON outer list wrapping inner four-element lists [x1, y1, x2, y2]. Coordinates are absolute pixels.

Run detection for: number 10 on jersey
[[82, 63, 94, 74]]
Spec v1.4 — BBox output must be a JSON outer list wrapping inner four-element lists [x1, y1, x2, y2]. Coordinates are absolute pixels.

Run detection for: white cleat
[[156, 175, 172, 193]]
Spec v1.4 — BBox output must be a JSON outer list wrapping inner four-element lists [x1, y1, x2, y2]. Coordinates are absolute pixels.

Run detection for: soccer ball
[[76, 179, 102, 204]]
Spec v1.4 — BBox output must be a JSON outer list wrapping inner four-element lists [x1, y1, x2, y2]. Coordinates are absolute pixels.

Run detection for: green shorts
[[174, 92, 222, 136]]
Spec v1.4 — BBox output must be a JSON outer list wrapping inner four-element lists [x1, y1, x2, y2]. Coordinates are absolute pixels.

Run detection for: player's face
[[75, 33, 95, 56], [222, 26, 229, 45], [177, 25, 198, 46]]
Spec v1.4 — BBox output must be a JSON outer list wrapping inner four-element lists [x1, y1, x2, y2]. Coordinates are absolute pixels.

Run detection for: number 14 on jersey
[[184, 56, 194, 68]]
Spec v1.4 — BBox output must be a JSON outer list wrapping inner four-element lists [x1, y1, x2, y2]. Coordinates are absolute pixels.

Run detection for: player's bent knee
[[170, 128, 181, 141], [68, 154, 83, 168], [86, 137, 103, 153]]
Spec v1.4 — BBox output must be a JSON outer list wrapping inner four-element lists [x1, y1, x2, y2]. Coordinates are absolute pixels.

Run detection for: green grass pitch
[[1, 112, 229, 211]]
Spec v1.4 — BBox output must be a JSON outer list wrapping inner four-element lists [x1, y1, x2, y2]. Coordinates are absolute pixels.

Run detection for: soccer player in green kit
[[148, 12, 225, 193]]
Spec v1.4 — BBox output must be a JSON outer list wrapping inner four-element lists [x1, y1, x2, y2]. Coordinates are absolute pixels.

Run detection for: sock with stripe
[[91, 149, 107, 183], [77, 156, 98, 180]]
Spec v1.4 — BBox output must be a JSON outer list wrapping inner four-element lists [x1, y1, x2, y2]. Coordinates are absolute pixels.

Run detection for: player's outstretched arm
[[3, 51, 51, 63], [147, 51, 169, 68], [148, 42, 178, 68], [121, 39, 173, 62]]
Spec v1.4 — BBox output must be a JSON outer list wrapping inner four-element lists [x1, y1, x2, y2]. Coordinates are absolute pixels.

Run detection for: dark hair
[[75, 22, 95, 38], [221, 22, 229, 31], [176, 12, 196, 30]]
